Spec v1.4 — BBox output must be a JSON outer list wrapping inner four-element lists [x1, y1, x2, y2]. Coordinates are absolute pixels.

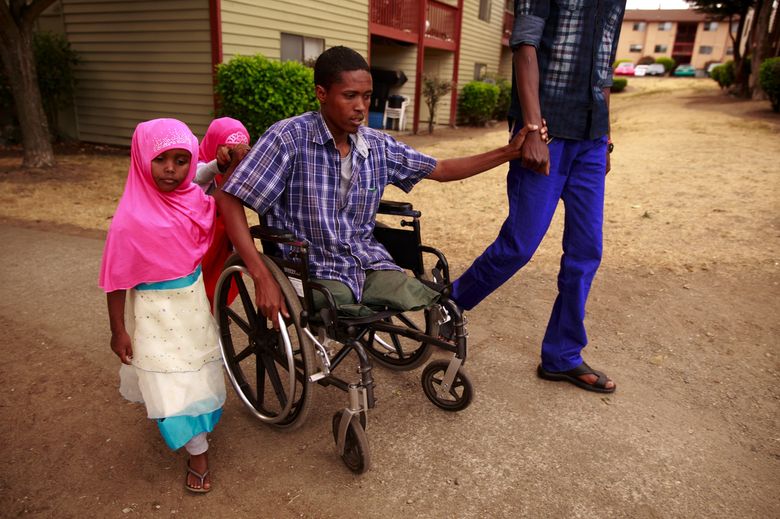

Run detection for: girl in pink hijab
[[194, 117, 250, 306], [100, 118, 246, 494]]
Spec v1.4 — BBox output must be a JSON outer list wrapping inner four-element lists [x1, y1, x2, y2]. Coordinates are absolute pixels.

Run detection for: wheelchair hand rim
[[215, 265, 297, 424]]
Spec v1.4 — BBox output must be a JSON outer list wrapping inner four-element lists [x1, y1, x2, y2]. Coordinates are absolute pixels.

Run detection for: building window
[[699, 45, 713, 55], [629, 44, 643, 53], [654, 44, 668, 53], [658, 22, 672, 31], [703, 21, 718, 31], [474, 62, 488, 81], [726, 46, 734, 55], [633, 22, 646, 31], [478, 0, 491, 22], [281, 33, 324, 65], [731, 21, 739, 34]]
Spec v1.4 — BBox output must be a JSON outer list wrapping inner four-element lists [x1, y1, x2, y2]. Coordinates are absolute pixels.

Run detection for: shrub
[[655, 56, 676, 72], [491, 77, 512, 120], [0, 31, 78, 139], [610, 78, 628, 93], [712, 61, 735, 89], [34, 32, 79, 132], [422, 75, 452, 134], [637, 55, 656, 65], [709, 65, 722, 85], [215, 54, 319, 138], [613, 58, 633, 69], [759, 57, 780, 113], [459, 81, 500, 126]]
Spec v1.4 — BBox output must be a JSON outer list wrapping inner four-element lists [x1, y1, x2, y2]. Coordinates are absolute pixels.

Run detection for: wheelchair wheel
[[361, 310, 433, 371], [421, 359, 474, 412], [215, 253, 316, 429], [331, 412, 371, 474]]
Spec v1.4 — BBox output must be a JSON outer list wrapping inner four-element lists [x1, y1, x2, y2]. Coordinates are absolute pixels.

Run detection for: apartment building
[[37, 0, 513, 145], [615, 9, 736, 70]]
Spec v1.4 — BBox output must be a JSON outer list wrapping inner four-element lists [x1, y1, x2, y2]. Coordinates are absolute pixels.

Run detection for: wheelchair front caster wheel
[[332, 412, 371, 474], [421, 359, 474, 412]]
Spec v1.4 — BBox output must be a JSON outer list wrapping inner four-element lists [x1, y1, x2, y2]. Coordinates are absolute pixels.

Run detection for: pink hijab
[[99, 118, 215, 292], [198, 117, 250, 163]]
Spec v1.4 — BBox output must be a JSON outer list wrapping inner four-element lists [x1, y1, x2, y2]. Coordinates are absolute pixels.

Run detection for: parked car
[[646, 63, 666, 76], [634, 64, 648, 77], [614, 62, 635, 76], [673, 64, 696, 77]]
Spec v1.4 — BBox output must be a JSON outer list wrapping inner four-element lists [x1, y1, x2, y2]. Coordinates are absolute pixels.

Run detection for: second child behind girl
[[100, 118, 248, 494], [194, 117, 250, 306]]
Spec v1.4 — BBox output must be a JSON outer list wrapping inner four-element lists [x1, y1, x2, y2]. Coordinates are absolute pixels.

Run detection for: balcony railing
[[370, 0, 459, 48], [672, 42, 694, 55], [370, 0, 419, 34], [502, 10, 514, 46], [426, 1, 457, 42]]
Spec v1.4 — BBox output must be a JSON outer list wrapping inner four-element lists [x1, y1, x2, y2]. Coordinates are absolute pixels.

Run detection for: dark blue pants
[[451, 135, 607, 372]]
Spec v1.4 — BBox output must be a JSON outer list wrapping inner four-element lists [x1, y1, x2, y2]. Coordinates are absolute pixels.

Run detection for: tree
[[749, 0, 778, 99], [0, 0, 58, 168], [688, 0, 754, 97], [422, 75, 452, 134]]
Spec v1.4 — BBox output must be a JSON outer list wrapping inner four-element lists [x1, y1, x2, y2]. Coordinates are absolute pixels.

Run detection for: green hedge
[[655, 56, 676, 72], [711, 61, 735, 89], [491, 77, 512, 120], [459, 81, 500, 126], [215, 55, 319, 138], [759, 57, 780, 112], [610, 78, 628, 93]]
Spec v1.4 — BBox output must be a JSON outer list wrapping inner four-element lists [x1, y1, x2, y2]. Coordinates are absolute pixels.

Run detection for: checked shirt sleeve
[[383, 134, 437, 193], [221, 125, 292, 215], [510, 0, 550, 49]]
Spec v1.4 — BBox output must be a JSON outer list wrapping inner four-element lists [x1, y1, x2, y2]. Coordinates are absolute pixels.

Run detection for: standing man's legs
[[451, 141, 572, 310], [539, 136, 614, 390]]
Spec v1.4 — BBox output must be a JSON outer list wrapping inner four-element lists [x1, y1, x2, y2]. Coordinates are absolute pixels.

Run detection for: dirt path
[[0, 78, 778, 518]]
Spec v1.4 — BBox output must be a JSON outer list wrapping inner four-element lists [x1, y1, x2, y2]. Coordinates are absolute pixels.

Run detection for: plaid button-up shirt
[[509, 0, 626, 140], [222, 111, 437, 300]]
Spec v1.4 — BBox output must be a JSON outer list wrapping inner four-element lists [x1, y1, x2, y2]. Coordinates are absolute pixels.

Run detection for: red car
[[614, 62, 635, 76]]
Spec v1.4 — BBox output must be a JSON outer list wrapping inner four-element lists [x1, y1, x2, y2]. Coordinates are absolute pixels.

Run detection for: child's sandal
[[185, 461, 212, 494]]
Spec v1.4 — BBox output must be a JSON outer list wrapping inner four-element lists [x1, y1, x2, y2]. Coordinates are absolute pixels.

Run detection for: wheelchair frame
[[214, 200, 472, 473]]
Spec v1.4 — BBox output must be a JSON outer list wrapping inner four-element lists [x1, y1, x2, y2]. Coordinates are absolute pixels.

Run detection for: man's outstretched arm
[[427, 123, 540, 183]]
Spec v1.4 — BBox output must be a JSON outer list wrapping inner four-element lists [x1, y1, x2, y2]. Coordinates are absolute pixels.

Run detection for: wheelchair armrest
[[249, 225, 301, 245], [308, 281, 341, 330], [378, 199, 421, 218], [419, 245, 451, 285]]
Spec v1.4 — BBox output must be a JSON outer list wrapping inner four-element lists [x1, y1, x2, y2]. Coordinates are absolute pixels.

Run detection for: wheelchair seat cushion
[[312, 270, 440, 317]]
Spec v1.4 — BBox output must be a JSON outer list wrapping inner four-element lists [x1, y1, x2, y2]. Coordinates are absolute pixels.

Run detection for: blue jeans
[[451, 134, 607, 372]]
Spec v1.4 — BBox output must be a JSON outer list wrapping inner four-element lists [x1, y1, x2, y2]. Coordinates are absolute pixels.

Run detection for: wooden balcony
[[502, 9, 514, 46], [370, 0, 459, 51], [672, 42, 694, 56]]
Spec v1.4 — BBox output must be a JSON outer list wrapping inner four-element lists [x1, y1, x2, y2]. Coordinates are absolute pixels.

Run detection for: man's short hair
[[314, 46, 370, 90]]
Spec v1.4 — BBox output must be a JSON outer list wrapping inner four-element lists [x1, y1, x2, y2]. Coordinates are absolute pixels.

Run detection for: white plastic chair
[[382, 96, 408, 131]]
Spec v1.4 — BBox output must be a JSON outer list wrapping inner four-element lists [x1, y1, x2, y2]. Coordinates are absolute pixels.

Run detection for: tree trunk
[[750, 0, 773, 99], [732, 11, 751, 98], [0, 2, 55, 168]]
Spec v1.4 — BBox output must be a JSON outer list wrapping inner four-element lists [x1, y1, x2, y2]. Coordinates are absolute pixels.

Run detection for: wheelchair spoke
[[255, 355, 266, 406], [261, 352, 289, 409], [234, 274, 258, 324], [395, 313, 422, 332], [234, 343, 255, 363], [225, 307, 252, 335]]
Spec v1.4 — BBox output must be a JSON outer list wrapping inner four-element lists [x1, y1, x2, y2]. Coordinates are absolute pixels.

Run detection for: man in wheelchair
[[218, 45, 542, 327]]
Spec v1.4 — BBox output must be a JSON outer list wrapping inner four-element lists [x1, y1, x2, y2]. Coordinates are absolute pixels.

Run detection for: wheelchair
[[213, 200, 472, 474]]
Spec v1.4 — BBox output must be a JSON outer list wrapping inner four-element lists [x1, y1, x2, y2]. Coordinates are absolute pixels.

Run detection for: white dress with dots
[[118, 271, 226, 419]]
